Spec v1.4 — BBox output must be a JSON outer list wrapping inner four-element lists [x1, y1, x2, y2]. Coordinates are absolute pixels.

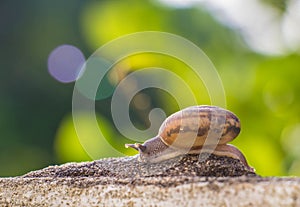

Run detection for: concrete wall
[[1, 155, 299, 206]]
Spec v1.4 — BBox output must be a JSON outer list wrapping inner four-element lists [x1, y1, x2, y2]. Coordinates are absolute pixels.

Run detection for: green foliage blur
[[1, 0, 300, 177]]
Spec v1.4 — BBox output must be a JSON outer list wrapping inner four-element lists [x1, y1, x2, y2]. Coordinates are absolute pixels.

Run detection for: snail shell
[[125, 105, 252, 171], [158, 105, 240, 149]]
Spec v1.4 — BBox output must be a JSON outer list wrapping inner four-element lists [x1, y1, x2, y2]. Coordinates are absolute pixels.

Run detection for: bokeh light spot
[[281, 124, 300, 158], [263, 79, 294, 114], [48, 44, 85, 83], [132, 93, 151, 110], [75, 56, 116, 100]]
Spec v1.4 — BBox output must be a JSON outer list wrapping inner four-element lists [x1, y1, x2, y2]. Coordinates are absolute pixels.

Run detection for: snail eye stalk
[[125, 143, 146, 152]]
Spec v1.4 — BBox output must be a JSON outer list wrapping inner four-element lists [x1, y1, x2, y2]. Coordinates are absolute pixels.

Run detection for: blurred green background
[[1, 0, 300, 177]]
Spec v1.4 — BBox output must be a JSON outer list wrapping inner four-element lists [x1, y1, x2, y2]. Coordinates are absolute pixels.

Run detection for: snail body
[[125, 105, 253, 171]]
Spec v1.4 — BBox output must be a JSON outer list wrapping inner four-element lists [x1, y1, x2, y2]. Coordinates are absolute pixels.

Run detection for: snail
[[125, 105, 253, 171]]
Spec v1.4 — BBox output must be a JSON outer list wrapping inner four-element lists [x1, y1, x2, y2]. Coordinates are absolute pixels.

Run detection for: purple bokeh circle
[[47, 45, 85, 83]]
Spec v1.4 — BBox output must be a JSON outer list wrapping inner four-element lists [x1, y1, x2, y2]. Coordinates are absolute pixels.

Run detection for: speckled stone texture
[[1, 154, 300, 206], [23, 154, 256, 181]]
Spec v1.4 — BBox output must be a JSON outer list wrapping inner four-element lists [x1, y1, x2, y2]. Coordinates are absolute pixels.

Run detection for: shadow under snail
[[125, 105, 254, 171]]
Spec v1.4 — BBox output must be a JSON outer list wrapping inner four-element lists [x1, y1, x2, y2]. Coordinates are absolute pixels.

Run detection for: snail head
[[125, 143, 151, 162], [125, 136, 179, 163]]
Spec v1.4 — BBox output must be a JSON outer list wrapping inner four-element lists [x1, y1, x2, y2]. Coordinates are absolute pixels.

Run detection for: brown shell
[[158, 105, 241, 149]]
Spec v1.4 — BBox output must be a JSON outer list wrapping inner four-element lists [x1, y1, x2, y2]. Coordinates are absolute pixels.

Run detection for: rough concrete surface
[[0, 154, 299, 207]]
